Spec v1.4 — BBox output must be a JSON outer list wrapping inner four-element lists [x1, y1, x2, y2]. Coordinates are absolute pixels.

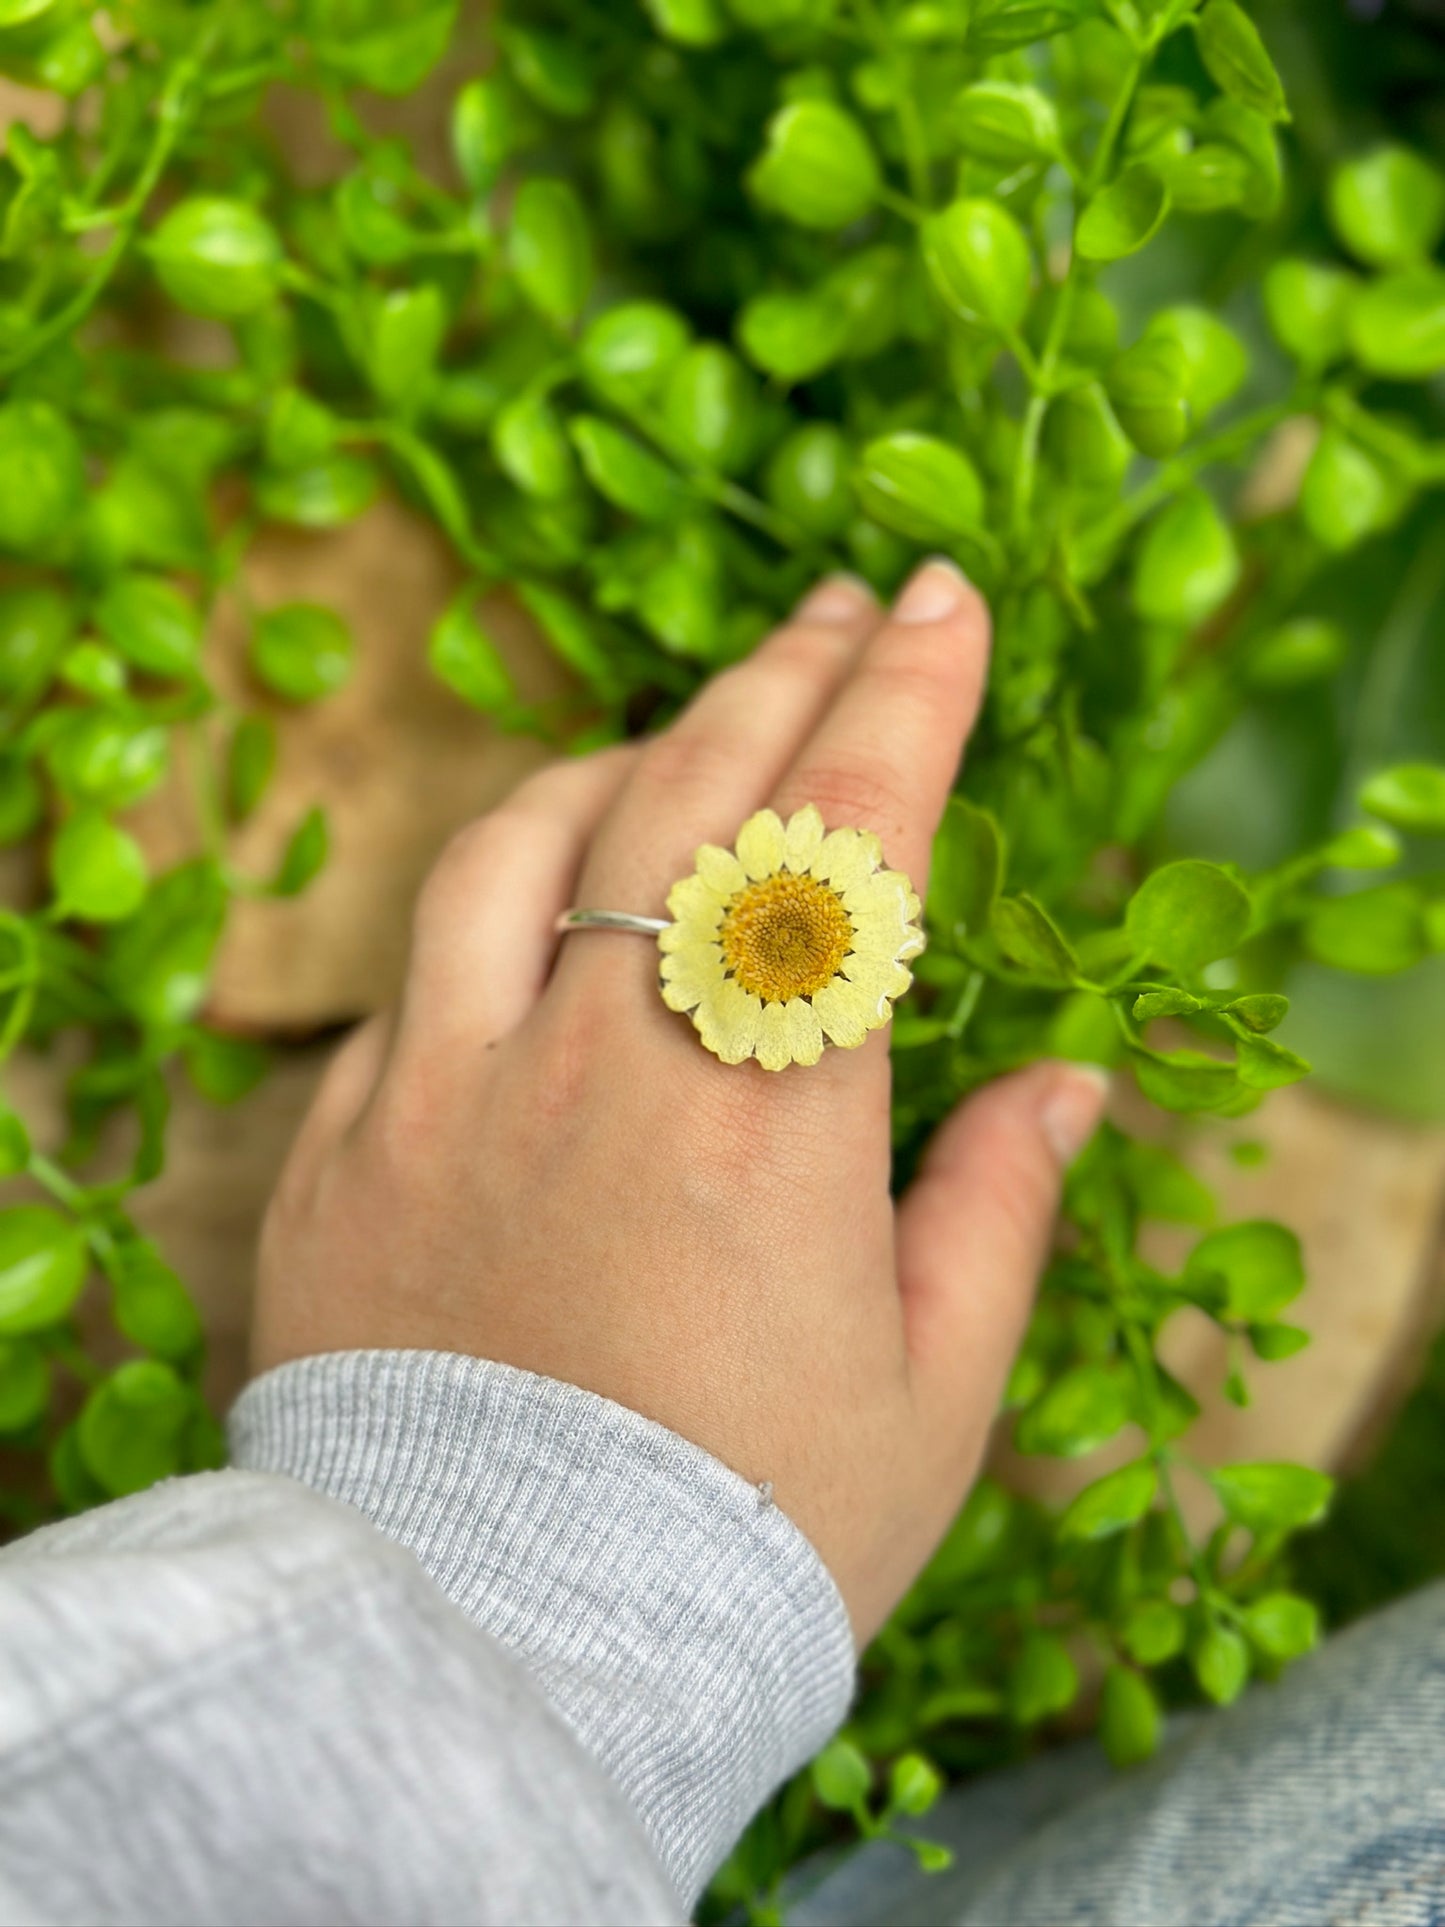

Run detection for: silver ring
[[554, 908, 670, 936]]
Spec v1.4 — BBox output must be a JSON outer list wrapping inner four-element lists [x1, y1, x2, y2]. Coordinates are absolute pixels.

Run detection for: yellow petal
[[754, 1000, 795, 1073], [784, 997, 825, 1066], [841, 872, 911, 919], [696, 843, 747, 896], [697, 981, 762, 1064], [897, 922, 927, 962], [735, 808, 786, 881], [660, 946, 725, 1011], [811, 977, 874, 1049], [842, 954, 913, 1005], [783, 804, 826, 873], [666, 872, 726, 925], [811, 828, 875, 892]]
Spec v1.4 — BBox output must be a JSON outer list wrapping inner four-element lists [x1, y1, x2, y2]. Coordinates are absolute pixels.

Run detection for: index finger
[[770, 558, 991, 898]]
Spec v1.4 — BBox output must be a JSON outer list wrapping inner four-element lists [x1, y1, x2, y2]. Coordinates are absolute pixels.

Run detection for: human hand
[[252, 561, 1108, 1645]]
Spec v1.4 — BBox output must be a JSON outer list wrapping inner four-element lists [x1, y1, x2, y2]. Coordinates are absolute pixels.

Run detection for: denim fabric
[[792, 1582, 1445, 1927]]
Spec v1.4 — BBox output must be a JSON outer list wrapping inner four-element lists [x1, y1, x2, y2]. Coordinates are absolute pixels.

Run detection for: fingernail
[[794, 573, 875, 623], [1040, 1063, 1111, 1167], [894, 557, 971, 624]]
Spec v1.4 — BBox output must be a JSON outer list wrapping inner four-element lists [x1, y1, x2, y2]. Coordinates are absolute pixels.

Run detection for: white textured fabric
[[228, 1349, 857, 1905]]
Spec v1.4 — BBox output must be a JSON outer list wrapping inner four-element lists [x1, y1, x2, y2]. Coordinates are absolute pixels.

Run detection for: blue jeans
[[791, 1583, 1445, 1926]]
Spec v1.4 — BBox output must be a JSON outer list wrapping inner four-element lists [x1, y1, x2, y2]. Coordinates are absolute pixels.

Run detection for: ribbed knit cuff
[[227, 1350, 856, 1907]]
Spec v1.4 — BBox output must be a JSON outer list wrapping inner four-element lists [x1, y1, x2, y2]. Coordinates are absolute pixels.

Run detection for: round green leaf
[[1193, 1621, 1250, 1704], [452, 75, 527, 195], [888, 1753, 943, 1817], [570, 416, 685, 522], [1133, 488, 1241, 628], [1263, 260, 1359, 372], [765, 425, 854, 539], [1184, 1220, 1304, 1320], [967, 0, 1087, 52], [250, 603, 355, 703], [1300, 430, 1407, 552], [0, 401, 84, 555], [1015, 1363, 1132, 1458], [580, 302, 691, 403], [0, 1206, 88, 1335], [77, 1359, 194, 1498], [811, 1738, 871, 1811], [1349, 268, 1445, 381], [1106, 338, 1191, 459], [147, 198, 282, 319], [50, 810, 148, 923], [44, 713, 169, 810], [854, 432, 985, 543], [367, 284, 448, 410], [0, 585, 74, 697], [1304, 882, 1427, 974], [664, 344, 757, 475], [255, 455, 380, 529], [500, 22, 594, 117], [922, 198, 1032, 333], [429, 599, 517, 715], [737, 289, 849, 383], [748, 101, 880, 231], [273, 806, 329, 897], [1059, 1459, 1157, 1541], [1077, 165, 1170, 264], [1100, 1666, 1159, 1767], [491, 392, 578, 500], [1210, 1460, 1334, 1532], [1327, 146, 1445, 269], [109, 1240, 204, 1360], [509, 178, 593, 328], [1143, 308, 1249, 420], [1244, 617, 1346, 690], [951, 80, 1060, 166], [1243, 1591, 1319, 1659], [94, 573, 202, 678], [1360, 764, 1445, 836], [1126, 859, 1252, 974], [1009, 1632, 1078, 1724], [1120, 1598, 1185, 1666], [0, 1339, 48, 1433]]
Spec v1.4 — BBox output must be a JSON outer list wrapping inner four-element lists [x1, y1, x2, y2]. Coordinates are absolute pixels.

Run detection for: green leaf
[[78, 1359, 194, 1498], [664, 344, 757, 475], [500, 22, 594, 116], [1120, 1140, 1216, 1225], [0, 1339, 48, 1433], [990, 894, 1080, 985], [887, 1754, 943, 1817], [452, 75, 528, 195], [1322, 824, 1401, 871], [183, 1029, 271, 1105], [0, 400, 84, 555], [227, 715, 277, 822], [0, 584, 73, 697], [854, 433, 985, 543], [927, 796, 1003, 941], [1016, 1363, 1132, 1458], [1193, 1622, 1250, 1704], [1300, 430, 1409, 551], [109, 1239, 203, 1360], [1142, 307, 1249, 420], [273, 807, 329, 897], [922, 198, 1032, 333], [765, 425, 854, 540], [1100, 1666, 1159, 1767], [737, 289, 849, 384], [951, 80, 1060, 166], [1077, 165, 1170, 264], [1133, 489, 1240, 628], [492, 392, 579, 500], [250, 603, 355, 703], [1184, 1220, 1304, 1319], [1263, 260, 1360, 372], [967, 0, 1087, 53], [1106, 338, 1190, 460], [1304, 882, 1426, 975], [94, 573, 202, 679], [429, 597, 518, 715], [0, 1110, 30, 1180], [367, 284, 447, 411], [643, 0, 728, 44], [1126, 859, 1251, 975], [1131, 1047, 1243, 1115], [45, 713, 168, 811], [0, 1206, 88, 1335], [510, 178, 593, 328], [1225, 993, 1289, 1033], [105, 860, 227, 1030], [255, 455, 379, 529], [749, 101, 880, 231], [581, 303, 691, 405], [1210, 1461, 1334, 1531], [1249, 1321, 1310, 1362], [1243, 1590, 1320, 1659], [1059, 1459, 1157, 1541], [1195, 0, 1288, 124], [1234, 1032, 1310, 1092], [812, 1738, 871, 1812], [146, 198, 282, 320], [50, 811, 147, 923], [1245, 617, 1347, 691], [1359, 764, 1445, 836], [1328, 146, 1445, 269], [571, 416, 686, 523], [1349, 268, 1445, 381], [1120, 1598, 1185, 1666], [1009, 1631, 1079, 1724]]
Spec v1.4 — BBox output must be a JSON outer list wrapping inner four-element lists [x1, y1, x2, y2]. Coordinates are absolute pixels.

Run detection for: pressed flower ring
[[659, 804, 925, 1071]]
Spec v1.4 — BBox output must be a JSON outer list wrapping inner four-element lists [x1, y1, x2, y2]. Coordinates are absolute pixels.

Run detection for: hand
[[253, 561, 1108, 1645]]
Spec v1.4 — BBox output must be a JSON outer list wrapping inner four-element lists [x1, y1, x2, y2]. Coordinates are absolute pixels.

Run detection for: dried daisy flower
[[659, 804, 925, 1071]]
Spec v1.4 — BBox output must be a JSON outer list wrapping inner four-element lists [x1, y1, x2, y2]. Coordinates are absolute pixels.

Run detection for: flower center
[[719, 872, 854, 1003]]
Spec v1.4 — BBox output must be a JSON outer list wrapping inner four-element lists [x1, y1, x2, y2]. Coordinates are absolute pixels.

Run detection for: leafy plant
[[2, 0, 1445, 1909]]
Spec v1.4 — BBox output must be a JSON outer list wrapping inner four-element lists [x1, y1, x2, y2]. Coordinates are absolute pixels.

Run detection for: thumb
[[896, 1060, 1110, 1442]]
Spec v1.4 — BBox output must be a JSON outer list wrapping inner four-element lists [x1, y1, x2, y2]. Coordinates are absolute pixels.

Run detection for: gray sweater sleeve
[[0, 1350, 855, 1927]]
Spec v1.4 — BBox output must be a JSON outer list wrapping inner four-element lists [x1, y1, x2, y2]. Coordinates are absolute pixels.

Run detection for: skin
[[253, 560, 1108, 1647]]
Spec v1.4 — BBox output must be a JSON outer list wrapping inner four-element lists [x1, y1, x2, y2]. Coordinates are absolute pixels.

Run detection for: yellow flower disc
[[658, 804, 925, 1071], [718, 871, 854, 1004]]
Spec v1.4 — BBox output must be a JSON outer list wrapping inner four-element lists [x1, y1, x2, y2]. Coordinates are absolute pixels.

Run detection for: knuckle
[[638, 725, 738, 795], [412, 814, 509, 937]]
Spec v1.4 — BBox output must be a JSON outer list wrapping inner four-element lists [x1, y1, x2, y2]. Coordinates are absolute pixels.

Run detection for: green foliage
[[2, 0, 1444, 1908]]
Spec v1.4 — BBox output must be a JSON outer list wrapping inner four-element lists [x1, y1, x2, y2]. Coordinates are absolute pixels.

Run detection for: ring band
[[556, 803, 924, 1072], [554, 909, 670, 935]]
